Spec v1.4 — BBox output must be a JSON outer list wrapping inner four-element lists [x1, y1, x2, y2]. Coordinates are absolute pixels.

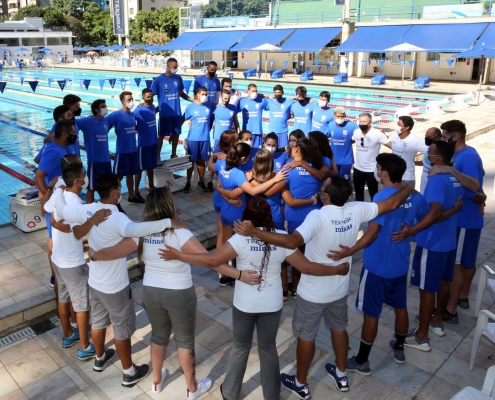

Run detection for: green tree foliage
[[11, 5, 44, 19], [51, 0, 92, 20], [12, 5, 67, 28], [201, 0, 270, 18], [129, 7, 179, 44]]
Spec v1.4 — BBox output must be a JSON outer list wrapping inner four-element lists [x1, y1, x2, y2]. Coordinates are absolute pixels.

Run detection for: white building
[[127, 0, 177, 18]]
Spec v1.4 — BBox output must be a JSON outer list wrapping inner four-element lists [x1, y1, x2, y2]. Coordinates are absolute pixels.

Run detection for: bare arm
[[91, 237, 138, 260], [375, 183, 414, 216], [328, 222, 380, 261], [233, 114, 240, 132], [287, 249, 350, 276], [281, 188, 317, 207], [239, 170, 288, 196], [233, 220, 305, 249], [34, 169, 48, 199], [428, 165, 480, 193], [285, 160, 325, 181], [437, 196, 462, 223], [472, 192, 487, 205], [180, 90, 191, 102], [391, 202, 443, 243]]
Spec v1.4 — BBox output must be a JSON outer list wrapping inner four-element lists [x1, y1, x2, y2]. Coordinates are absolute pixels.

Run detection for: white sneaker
[[186, 378, 212, 399], [429, 323, 446, 337], [151, 368, 168, 394], [404, 333, 431, 352]]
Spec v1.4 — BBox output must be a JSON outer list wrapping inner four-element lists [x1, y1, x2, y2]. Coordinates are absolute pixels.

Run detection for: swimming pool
[[0, 66, 446, 225]]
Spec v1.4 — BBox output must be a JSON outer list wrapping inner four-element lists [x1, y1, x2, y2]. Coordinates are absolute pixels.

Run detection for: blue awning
[[230, 29, 296, 51], [194, 30, 252, 51], [280, 27, 341, 52], [162, 32, 214, 50], [337, 25, 412, 53], [472, 22, 495, 49], [398, 23, 488, 52]]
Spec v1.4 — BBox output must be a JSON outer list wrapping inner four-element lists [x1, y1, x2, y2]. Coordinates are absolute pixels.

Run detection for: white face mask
[[244, 140, 252, 147], [77, 176, 89, 190], [100, 107, 108, 117], [335, 118, 345, 125], [125, 102, 134, 110], [114, 189, 122, 204], [318, 100, 328, 108], [373, 167, 382, 183], [170, 68, 178, 74], [249, 91, 257, 100], [199, 95, 207, 104], [265, 145, 276, 153], [395, 126, 403, 135]]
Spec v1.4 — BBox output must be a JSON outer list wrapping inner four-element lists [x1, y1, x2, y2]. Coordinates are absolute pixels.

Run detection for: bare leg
[[394, 308, 409, 334], [114, 338, 133, 370], [361, 314, 379, 342], [77, 311, 90, 349], [281, 262, 288, 292], [219, 224, 234, 279], [91, 328, 106, 358], [59, 301, 73, 338], [446, 264, 463, 315], [170, 134, 179, 156], [433, 282, 449, 325], [292, 244, 305, 292], [197, 160, 205, 181], [147, 170, 155, 190], [208, 170, 215, 184], [134, 173, 142, 193], [215, 213, 223, 249], [186, 161, 196, 184], [158, 136, 164, 160], [177, 348, 198, 392], [150, 342, 167, 386], [86, 189, 95, 204], [417, 289, 435, 341], [459, 268, 476, 300], [331, 329, 349, 373], [296, 338, 315, 384]]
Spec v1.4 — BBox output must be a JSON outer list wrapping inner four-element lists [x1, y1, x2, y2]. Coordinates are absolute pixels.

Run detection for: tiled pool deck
[[0, 129, 494, 399]]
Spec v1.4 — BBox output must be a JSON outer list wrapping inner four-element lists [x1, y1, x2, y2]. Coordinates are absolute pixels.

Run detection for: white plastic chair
[[475, 263, 495, 317], [470, 310, 495, 371], [451, 365, 495, 399]]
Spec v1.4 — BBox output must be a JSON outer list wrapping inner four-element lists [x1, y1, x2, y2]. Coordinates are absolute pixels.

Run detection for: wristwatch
[[90, 251, 98, 262]]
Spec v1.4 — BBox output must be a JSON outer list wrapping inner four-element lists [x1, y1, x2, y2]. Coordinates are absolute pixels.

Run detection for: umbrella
[[452, 46, 495, 104], [0, 47, 7, 52], [385, 42, 426, 86], [37, 48, 52, 53], [16, 47, 30, 52], [251, 43, 282, 78]]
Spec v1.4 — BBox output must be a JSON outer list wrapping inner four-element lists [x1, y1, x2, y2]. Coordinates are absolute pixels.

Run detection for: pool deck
[[0, 129, 494, 399]]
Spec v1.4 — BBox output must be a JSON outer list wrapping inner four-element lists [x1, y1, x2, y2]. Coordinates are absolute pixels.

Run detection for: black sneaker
[[280, 373, 311, 399], [198, 181, 207, 192], [170, 154, 179, 159], [207, 182, 214, 192], [116, 203, 126, 214], [93, 348, 115, 372], [122, 364, 150, 387], [134, 192, 146, 203], [219, 277, 235, 287], [443, 310, 459, 324], [127, 196, 140, 204], [183, 182, 191, 193], [458, 298, 470, 309]]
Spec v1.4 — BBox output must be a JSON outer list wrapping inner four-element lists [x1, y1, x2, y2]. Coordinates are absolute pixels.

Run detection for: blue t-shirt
[[194, 75, 221, 103], [273, 151, 287, 173], [238, 97, 267, 136], [311, 105, 334, 136], [414, 173, 463, 252], [134, 104, 158, 147], [76, 117, 111, 163], [106, 110, 137, 154], [151, 74, 184, 118], [365, 188, 427, 278], [322, 156, 333, 170], [38, 142, 67, 183], [184, 102, 214, 142], [328, 120, 357, 165], [263, 98, 295, 135], [454, 146, 484, 229], [289, 100, 313, 135], [213, 104, 237, 141], [238, 147, 258, 173], [50, 121, 80, 157], [285, 164, 321, 224], [266, 191, 283, 225], [217, 159, 247, 221]]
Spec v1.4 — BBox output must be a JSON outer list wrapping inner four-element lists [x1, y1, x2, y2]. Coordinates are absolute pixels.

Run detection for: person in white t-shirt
[[160, 195, 349, 400], [234, 176, 413, 396], [418, 127, 442, 194], [214, 77, 242, 107], [54, 173, 186, 389], [352, 113, 390, 201], [383, 116, 428, 189], [89, 187, 260, 399]]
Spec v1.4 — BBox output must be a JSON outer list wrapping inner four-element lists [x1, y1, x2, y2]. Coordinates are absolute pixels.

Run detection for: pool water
[[0, 67, 445, 225]]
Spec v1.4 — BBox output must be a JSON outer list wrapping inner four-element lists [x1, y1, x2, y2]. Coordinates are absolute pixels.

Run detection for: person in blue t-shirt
[[263, 133, 287, 173], [106, 91, 143, 204], [308, 131, 336, 180], [238, 84, 268, 149], [390, 142, 465, 351], [76, 99, 111, 203], [63, 94, 82, 157], [237, 130, 259, 173], [193, 61, 221, 105], [263, 85, 295, 148], [311, 91, 334, 136], [327, 107, 358, 182], [289, 86, 314, 135], [432, 120, 487, 323], [134, 88, 158, 191], [328, 154, 429, 371], [46, 106, 75, 155], [183, 86, 214, 193], [151, 57, 192, 160]]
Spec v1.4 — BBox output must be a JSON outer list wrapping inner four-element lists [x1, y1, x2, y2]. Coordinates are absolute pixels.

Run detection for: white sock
[[96, 352, 106, 362], [124, 365, 136, 376], [336, 367, 346, 378], [84, 344, 92, 351], [71, 322, 78, 329], [295, 378, 305, 388]]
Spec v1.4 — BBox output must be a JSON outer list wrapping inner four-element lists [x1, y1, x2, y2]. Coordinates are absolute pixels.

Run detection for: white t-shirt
[[228, 230, 296, 313], [214, 90, 244, 107], [296, 202, 379, 304], [137, 228, 194, 290], [390, 132, 428, 181], [44, 187, 86, 268], [55, 188, 171, 294], [352, 127, 390, 172]]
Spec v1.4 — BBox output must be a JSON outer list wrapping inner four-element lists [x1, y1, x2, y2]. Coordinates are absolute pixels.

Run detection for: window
[[426, 52, 439, 61], [369, 52, 386, 59], [150, 7, 155, 11], [0, 38, 19, 46], [47, 37, 69, 45], [129, 7, 134, 14], [21, 37, 44, 46]]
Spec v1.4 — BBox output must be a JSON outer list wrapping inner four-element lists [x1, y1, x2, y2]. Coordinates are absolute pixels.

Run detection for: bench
[[414, 75, 430, 89], [243, 68, 257, 79], [300, 70, 314, 81], [334, 72, 348, 84], [9, 187, 46, 232], [218, 67, 231, 76], [371, 74, 386, 85], [150, 156, 192, 193], [271, 69, 284, 79]]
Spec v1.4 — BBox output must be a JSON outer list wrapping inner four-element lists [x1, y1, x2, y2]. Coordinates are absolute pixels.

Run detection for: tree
[[142, 29, 170, 45], [11, 5, 44, 20], [129, 7, 179, 44], [201, 0, 269, 18], [42, 7, 67, 28], [51, 0, 92, 20]]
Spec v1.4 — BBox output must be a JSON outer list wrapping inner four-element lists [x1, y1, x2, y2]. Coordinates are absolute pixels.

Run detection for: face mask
[[170, 68, 177, 74], [425, 137, 434, 146], [73, 108, 81, 117], [274, 94, 283, 101], [66, 133, 77, 145], [446, 136, 456, 144], [126, 102, 134, 109], [222, 99, 230, 106], [249, 92, 257, 100], [144, 99, 153, 105], [77, 176, 89, 190], [114, 189, 122, 204], [373, 168, 382, 183], [100, 107, 108, 117], [359, 124, 369, 132], [395, 126, 403, 135], [199, 95, 207, 104], [244, 140, 252, 147], [335, 118, 345, 125], [265, 145, 276, 153], [318, 100, 328, 108], [207, 71, 215, 78]]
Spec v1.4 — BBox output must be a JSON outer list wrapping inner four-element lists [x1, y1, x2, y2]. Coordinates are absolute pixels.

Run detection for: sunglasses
[[360, 137, 364, 147]]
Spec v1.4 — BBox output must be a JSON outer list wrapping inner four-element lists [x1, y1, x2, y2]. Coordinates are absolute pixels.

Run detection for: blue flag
[[47, 78, 53, 87], [270, 60, 274, 67], [83, 79, 90, 90], [299, 61, 304, 66], [28, 81, 38, 92], [400, 60, 405, 66], [245, 60, 249, 65], [200, 60, 204, 65], [221, 60, 224, 67], [109, 78, 116, 88], [233, 61, 237, 66], [329, 61, 334, 67], [190, 59, 194, 66], [317, 66, 322, 72], [134, 77, 141, 87], [446, 59, 454, 67], [183, 79, 192, 95], [379, 60, 386, 67], [336, 63, 340, 69], [120, 79, 127, 91], [257, 70, 262, 78], [433, 60, 440, 67], [20, 77, 24, 85], [284, 60, 289, 66], [361, 61, 366, 67], [145, 79, 153, 89], [345, 61, 349, 67], [0, 82, 6, 93], [257, 60, 260, 65], [368, 59, 372, 65], [57, 80, 66, 91], [314, 61, 319, 65], [99, 79, 105, 90], [408, 60, 415, 67]]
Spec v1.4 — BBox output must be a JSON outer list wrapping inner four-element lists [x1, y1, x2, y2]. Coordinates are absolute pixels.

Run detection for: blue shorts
[[356, 269, 407, 318], [45, 213, 52, 239], [214, 205, 221, 213], [337, 164, 352, 182], [275, 132, 289, 148], [221, 215, 235, 228], [455, 227, 481, 269], [213, 139, 221, 153], [287, 221, 302, 234], [187, 140, 210, 162], [113, 152, 140, 177], [87, 161, 112, 191], [158, 116, 182, 137], [139, 144, 158, 171], [251, 135, 264, 150], [411, 245, 456, 293]]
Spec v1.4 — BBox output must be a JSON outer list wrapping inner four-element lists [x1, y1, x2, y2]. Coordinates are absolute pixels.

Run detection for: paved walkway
[[0, 130, 495, 399]]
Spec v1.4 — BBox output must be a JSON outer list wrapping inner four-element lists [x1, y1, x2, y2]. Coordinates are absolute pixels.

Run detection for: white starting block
[[8, 187, 47, 233], [218, 67, 232, 76], [147, 156, 192, 193]]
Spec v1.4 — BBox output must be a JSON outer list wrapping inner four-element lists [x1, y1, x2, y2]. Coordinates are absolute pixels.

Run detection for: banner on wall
[[111, 0, 126, 35], [203, 16, 250, 28]]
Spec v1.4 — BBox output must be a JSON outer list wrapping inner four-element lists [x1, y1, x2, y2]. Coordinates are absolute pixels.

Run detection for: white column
[[356, 52, 365, 77]]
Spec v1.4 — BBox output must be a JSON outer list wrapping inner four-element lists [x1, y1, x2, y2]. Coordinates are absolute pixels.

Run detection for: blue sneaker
[[62, 331, 80, 348], [280, 373, 311, 399], [77, 343, 96, 361], [49, 276, 55, 288], [346, 355, 372, 376], [325, 363, 349, 392]]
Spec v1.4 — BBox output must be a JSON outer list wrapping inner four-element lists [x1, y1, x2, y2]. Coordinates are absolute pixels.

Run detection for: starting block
[[9, 187, 47, 232], [148, 156, 192, 192]]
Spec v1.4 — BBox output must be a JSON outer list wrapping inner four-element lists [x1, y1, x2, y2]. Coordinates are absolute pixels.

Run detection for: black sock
[[355, 339, 373, 364], [395, 331, 407, 349]]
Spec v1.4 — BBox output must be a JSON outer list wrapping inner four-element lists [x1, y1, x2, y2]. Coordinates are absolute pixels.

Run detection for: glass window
[[0, 38, 19, 46], [47, 37, 69, 45], [21, 37, 44, 46], [426, 52, 439, 61], [151, 7, 155, 11], [129, 7, 134, 14]]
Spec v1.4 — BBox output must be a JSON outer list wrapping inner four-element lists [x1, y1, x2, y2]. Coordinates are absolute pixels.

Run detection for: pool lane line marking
[[0, 145, 38, 174], [0, 162, 36, 186]]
